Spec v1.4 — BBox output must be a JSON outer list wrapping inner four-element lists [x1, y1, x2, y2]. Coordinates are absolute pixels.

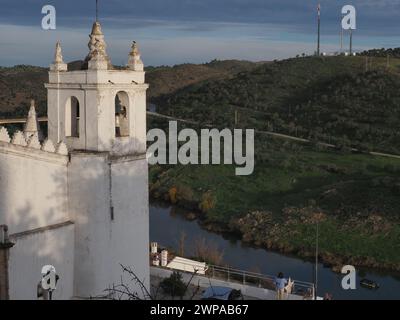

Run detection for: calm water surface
[[150, 203, 400, 300]]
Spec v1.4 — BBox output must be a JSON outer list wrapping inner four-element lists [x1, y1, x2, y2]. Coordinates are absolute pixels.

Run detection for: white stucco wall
[[0, 136, 150, 300], [67, 151, 111, 298], [109, 156, 150, 295], [48, 70, 145, 85], [68, 152, 150, 298], [47, 87, 87, 150], [8, 223, 75, 300], [0, 142, 69, 235], [0, 142, 73, 300], [0, 141, 150, 300]]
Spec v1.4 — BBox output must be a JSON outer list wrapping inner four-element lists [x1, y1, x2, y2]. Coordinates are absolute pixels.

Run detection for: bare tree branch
[[106, 264, 202, 300]]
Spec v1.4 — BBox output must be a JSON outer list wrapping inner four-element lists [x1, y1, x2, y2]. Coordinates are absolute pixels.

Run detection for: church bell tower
[[45, 21, 150, 298], [46, 22, 148, 156]]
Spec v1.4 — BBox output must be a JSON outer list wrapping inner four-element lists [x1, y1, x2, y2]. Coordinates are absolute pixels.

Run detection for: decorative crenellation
[[0, 127, 11, 143], [11, 131, 27, 147], [41, 139, 55, 153], [27, 135, 41, 150], [0, 126, 69, 156]]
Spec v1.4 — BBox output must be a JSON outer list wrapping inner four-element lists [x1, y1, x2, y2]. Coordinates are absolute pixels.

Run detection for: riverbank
[[150, 203, 400, 300], [151, 195, 400, 273], [148, 144, 400, 273]]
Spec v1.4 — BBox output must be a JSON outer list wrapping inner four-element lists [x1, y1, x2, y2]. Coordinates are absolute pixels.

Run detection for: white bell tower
[[46, 22, 148, 156], [44, 21, 150, 298]]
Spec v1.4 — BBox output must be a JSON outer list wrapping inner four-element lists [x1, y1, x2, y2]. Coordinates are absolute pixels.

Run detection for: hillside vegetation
[[0, 59, 261, 118], [158, 56, 400, 154], [149, 55, 400, 270], [0, 65, 48, 117], [146, 59, 264, 100], [149, 136, 400, 270]]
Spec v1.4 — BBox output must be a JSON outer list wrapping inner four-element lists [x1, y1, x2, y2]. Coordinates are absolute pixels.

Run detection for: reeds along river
[[150, 202, 400, 300]]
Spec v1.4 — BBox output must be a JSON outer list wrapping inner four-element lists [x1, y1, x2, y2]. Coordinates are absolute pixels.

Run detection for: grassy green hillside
[[0, 59, 262, 119], [146, 59, 264, 100], [0, 65, 48, 117], [149, 134, 400, 269], [149, 55, 400, 270], [158, 56, 400, 154]]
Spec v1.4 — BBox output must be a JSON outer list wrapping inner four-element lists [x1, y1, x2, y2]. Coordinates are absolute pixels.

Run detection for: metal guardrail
[[152, 255, 315, 299], [206, 264, 315, 298]]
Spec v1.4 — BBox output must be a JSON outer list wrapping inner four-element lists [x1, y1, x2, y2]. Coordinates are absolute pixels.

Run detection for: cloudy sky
[[0, 0, 400, 66]]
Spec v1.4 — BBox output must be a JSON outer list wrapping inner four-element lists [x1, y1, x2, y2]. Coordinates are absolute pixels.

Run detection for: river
[[150, 202, 400, 300]]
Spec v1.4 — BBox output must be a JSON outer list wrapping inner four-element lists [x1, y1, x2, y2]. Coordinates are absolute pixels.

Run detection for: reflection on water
[[150, 202, 400, 300]]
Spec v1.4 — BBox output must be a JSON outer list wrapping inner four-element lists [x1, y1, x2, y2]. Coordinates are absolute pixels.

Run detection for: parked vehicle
[[201, 286, 243, 300]]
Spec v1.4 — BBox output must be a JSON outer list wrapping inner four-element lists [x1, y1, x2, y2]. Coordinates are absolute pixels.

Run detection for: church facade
[[0, 21, 150, 299]]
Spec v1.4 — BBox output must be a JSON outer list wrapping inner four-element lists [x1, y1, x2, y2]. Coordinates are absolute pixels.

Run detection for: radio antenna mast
[[340, 13, 344, 53], [96, 0, 99, 22], [317, 3, 321, 56]]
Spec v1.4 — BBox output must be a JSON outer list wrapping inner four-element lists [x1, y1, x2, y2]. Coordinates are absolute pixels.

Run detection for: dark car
[[201, 286, 243, 300]]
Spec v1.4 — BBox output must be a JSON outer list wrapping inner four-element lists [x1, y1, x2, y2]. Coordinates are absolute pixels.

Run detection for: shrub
[[160, 271, 187, 298], [199, 191, 216, 213], [169, 187, 178, 204], [177, 185, 194, 202]]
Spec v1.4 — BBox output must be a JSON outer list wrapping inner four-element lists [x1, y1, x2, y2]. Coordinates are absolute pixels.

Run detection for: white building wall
[[0, 142, 69, 235], [48, 70, 145, 85], [68, 152, 150, 298], [0, 141, 73, 300], [83, 88, 100, 151], [8, 223, 75, 300], [131, 90, 147, 154], [0, 140, 150, 300], [67, 152, 112, 298], [47, 86, 87, 150], [109, 156, 150, 295], [96, 87, 115, 152]]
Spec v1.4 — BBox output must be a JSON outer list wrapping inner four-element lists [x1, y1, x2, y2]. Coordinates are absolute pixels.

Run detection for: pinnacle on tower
[[50, 42, 68, 72], [84, 21, 112, 70], [24, 100, 43, 141], [127, 41, 144, 71]]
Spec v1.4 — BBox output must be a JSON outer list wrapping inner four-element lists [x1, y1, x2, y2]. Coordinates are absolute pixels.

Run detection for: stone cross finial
[[127, 41, 144, 71], [50, 42, 67, 72]]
